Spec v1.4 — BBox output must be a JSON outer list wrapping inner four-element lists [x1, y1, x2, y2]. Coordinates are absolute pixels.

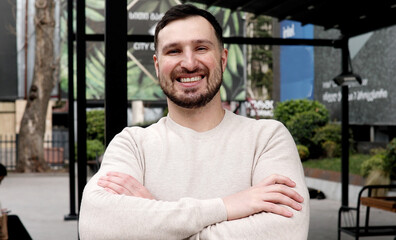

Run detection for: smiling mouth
[[177, 76, 203, 83]]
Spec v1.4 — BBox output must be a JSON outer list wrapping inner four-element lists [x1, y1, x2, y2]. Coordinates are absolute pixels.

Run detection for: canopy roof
[[183, 0, 396, 37]]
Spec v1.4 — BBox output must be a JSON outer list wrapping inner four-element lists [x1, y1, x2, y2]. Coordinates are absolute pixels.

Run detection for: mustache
[[170, 66, 209, 80]]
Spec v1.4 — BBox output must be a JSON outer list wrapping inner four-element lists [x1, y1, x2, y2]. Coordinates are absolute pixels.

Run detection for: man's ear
[[153, 54, 159, 77], [221, 48, 228, 72]]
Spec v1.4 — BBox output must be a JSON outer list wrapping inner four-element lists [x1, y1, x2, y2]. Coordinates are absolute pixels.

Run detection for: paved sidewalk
[[1, 173, 396, 240], [0, 173, 78, 240]]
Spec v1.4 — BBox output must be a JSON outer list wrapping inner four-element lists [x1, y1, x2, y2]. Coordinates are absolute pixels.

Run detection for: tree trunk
[[17, 0, 56, 172]]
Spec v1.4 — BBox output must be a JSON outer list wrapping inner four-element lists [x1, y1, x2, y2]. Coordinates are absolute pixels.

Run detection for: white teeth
[[180, 76, 201, 83]]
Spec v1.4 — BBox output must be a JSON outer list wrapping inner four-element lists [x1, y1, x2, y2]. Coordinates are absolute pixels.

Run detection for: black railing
[[0, 133, 69, 170], [0, 134, 17, 170]]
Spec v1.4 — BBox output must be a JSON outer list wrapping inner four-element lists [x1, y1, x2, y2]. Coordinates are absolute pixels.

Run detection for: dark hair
[[0, 163, 7, 177], [154, 4, 223, 52]]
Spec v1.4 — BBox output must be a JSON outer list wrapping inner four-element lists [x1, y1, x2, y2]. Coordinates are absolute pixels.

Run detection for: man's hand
[[97, 172, 155, 200], [222, 174, 304, 220]]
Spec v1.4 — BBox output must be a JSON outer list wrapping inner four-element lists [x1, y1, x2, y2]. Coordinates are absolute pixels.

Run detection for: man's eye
[[167, 49, 180, 54], [197, 47, 207, 51]]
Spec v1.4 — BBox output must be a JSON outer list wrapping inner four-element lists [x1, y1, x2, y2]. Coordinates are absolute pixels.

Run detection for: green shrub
[[274, 99, 329, 125], [274, 99, 333, 158], [297, 145, 310, 161], [87, 139, 105, 160], [360, 139, 396, 180], [360, 154, 386, 177], [384, 138, 396, 179], [369, 147, 385, 155], [287, 111, 328, 151], [87, 109, 105, 144], [313, 123, 341, 145], [313, 123, 342, 157], [321, 140, 341, 158]]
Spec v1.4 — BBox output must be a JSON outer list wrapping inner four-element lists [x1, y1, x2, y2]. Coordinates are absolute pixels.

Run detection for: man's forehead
[[157, 16, 217, 48]]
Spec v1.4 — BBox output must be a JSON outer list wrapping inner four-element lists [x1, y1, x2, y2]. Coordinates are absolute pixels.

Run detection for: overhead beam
[[223, 36, 340, 47], [82, 34, 341, 48]]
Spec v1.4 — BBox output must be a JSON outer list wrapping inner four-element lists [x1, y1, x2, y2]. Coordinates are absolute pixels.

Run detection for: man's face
[[153, 16, 228, 109]]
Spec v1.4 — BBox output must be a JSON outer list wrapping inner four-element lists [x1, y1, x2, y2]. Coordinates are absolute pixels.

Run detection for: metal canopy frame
[[182, 0, 396, 38], [66, 1, 396, 218]]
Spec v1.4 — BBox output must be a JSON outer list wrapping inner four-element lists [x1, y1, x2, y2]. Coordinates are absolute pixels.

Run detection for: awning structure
[[182, 0, 396, 37]]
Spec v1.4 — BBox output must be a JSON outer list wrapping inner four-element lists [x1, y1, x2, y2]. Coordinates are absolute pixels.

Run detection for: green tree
[[246, 14, 273, 100], [17, 0, 57, 172]]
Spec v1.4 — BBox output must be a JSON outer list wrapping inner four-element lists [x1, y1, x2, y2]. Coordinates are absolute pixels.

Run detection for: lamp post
[[333, 37, 361, 207]]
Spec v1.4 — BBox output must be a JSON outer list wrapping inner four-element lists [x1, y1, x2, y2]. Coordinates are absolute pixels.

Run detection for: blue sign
[[280, 20, 314, 101]]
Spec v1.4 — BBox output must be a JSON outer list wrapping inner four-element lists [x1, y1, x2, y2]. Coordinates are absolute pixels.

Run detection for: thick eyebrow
[[161, 39, 215, 53], [192, 39, 215, 47], [161, 43, 179, 54]]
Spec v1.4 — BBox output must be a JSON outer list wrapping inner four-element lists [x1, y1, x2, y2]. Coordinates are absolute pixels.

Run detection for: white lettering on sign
[[322, 80, 338, 89], [133, 42, 155, 51], [354, 89, 388, 102], [245, 100, 274, 118], [129, 12, 164, 21], [150, 13, 164, 21], [322, 89, 388, 103], [129, 12, 149, 20], [322, 92, 341, 103], [282, 24, 295, 39]]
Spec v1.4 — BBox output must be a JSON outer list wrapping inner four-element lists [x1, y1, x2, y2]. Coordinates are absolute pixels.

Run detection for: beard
[[158, 61, 223, 109]]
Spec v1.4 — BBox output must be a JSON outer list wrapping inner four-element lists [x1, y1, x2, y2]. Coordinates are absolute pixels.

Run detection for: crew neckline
[[166, 109, 231, 138]]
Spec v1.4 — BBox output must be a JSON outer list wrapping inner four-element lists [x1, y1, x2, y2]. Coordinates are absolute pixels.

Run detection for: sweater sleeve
[[78, 128, 227, 240], [192, 121, 310, 240]]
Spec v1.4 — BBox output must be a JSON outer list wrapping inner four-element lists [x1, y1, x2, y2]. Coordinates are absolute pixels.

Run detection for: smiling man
[[154, 15, 226, 111], [79, 4, 309, 240]]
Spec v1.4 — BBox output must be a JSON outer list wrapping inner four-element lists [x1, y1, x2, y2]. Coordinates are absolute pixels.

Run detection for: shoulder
[[109, 117, 168, 146], [226, 110, 287, 133]]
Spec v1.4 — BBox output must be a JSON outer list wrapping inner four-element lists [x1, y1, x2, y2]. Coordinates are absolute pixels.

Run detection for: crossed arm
[[98, 171, 304, 221]]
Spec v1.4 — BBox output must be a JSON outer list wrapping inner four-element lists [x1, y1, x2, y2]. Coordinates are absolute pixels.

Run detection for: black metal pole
[[64, 0, 77, 221], [341, 38, 350, 207], [76, 0, 87, 212], [104, 0, 128, 146]]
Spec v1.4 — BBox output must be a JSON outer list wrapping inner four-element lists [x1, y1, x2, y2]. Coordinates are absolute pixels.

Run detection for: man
[[0, 164, 7, 240], [79, 4, 309, 239]]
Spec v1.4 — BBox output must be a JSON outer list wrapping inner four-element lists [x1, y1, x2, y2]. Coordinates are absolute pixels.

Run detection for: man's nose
[[180, 50, 198, 71]]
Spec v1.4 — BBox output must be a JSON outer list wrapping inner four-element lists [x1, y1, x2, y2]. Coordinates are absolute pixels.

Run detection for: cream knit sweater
[[79, 110, 310, 240]]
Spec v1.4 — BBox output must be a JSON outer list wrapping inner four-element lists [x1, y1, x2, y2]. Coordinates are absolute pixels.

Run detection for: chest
[[141, 133, 259, 200]]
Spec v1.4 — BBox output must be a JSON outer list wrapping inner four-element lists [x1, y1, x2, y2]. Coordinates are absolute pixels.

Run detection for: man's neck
[[167, 94, 225, 132]]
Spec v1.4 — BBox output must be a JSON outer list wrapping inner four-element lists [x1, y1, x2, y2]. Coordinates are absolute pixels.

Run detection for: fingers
[[261, 191, 303, 212], [263, 184, 304, 203], [250, 174, 305, 217], [259, 174, 297, 188], [259, 202, 294, 218], [97, 176, 131, 195], [97, 172, 155, 199], [256, 174, 304, 204]]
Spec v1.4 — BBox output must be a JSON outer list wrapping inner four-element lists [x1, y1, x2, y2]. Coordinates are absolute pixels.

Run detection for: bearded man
[[79, 4, 309, 240]]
